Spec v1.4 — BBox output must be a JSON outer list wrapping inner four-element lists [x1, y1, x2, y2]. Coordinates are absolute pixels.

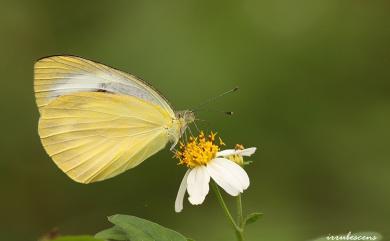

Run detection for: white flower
[[174, 147, 256, 212]]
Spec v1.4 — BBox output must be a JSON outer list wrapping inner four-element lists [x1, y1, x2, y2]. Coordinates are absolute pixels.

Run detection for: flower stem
[[236, 194, 244, 227], [211, 182, 245, 241], [236, 194, 245, 241]]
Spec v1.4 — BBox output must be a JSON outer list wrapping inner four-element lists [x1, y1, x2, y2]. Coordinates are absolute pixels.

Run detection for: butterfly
[[34, 56, 195, 184]]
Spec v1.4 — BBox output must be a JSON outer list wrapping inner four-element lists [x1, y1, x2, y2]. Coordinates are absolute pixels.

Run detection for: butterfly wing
[[34, 55, 175, 116], [38, 92, 173, 183]]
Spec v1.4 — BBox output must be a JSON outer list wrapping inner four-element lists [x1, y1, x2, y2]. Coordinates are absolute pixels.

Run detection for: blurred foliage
[[51, 236, 102, 241], [0, 0, 389, 241]]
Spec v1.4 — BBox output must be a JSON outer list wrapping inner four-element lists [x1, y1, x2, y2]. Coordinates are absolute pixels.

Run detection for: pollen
[[175, 131, 222, 168]]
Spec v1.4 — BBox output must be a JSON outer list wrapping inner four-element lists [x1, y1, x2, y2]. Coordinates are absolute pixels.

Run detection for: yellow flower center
[[175, 131, 224, 168]]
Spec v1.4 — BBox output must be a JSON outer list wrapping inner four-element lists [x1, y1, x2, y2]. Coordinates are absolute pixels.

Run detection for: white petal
[[207, 158, 250, 196], [216, 149, 237, 157], [175, 169, 190, 213], [186, 166, 210, 205], [217, 147, 257, 157], [239, 147, 257, 156]]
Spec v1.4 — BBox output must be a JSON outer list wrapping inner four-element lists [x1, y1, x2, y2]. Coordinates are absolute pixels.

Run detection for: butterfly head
[[176, 110, 195, 125]]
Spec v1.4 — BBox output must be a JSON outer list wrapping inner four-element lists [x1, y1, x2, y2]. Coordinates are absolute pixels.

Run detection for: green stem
[[236, 230, 245, 241], [236, 194, 244, 228], [211, 182, 245, 241]]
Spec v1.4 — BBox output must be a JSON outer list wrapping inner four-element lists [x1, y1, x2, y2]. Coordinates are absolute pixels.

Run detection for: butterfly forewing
[[34, 55, 175, 116]]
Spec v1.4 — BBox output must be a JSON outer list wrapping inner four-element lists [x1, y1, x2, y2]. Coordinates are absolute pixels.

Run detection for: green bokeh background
[[1, 1, 389, 241]]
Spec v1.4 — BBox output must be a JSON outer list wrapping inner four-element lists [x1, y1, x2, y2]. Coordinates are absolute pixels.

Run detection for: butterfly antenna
[[195, 108, 234, 116], [192, 86, 238, 111]]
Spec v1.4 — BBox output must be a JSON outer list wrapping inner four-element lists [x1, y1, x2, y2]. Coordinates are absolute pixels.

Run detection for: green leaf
[[243, 160, 253, 166], [244, 212, 263, 225], [96, 214, 189, 241], [52, 236, 103, 241], [95, 226, 127, 240]]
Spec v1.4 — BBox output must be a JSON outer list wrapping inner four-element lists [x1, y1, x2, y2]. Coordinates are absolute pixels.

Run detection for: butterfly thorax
[[168, 110, 195, 149]]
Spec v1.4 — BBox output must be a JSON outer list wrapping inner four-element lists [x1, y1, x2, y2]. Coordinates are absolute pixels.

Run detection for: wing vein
[[41, 126, 164, 139]]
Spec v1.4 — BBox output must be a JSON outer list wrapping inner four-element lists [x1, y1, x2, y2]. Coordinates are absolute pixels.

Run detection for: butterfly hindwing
[[38, 92, 172, 183]]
